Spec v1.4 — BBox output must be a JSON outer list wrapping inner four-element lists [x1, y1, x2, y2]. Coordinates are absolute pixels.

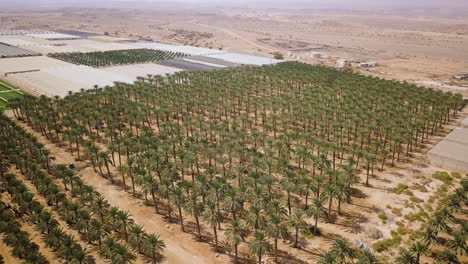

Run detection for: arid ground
[[1, 7, 467, 264], [1, 7, 468, 97]]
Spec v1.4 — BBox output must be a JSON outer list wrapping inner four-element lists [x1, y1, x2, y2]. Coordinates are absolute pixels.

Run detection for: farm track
[[12, 117, 227, 264]]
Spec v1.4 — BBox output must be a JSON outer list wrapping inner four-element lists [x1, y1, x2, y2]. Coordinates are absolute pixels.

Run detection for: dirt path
[[12, 119, 229, 264], [191, 21, 275, 52]]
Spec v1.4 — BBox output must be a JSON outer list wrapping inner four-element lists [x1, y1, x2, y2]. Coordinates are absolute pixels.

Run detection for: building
[[337, 59, 349, 69], [454, 74, 468, 80], [359, 61, 378, 68]]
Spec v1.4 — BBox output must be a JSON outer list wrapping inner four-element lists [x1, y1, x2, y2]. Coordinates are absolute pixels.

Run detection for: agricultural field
[[0, 80, 28, 109], [3, 61, 466, 264], [49, 49, 188, 67]]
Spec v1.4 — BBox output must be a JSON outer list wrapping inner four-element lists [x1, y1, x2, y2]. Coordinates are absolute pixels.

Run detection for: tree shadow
[[350, 188, 367, 199]]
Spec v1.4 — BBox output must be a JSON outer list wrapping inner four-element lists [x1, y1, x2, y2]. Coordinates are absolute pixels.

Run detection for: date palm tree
[[184, 193, 204, 239], [249, 231, 272, 264], [203, 202, 222, 251], [143, 233, 166, 264], [396, 249, 417, 264], [357, 251, 381, 264], [288, 209, 307, 248], [225, 218, 247, 263], [330, 238, 356, 264], [307, 197, 327, 234], [128, 224, 147, 253], [410, 241, 429, 263]]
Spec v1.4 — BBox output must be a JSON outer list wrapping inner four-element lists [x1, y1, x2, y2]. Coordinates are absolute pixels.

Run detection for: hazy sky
[[3, 0, 468, 10]]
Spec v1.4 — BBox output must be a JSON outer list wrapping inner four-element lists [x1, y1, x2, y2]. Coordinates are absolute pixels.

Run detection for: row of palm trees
[[396, 176, 467, 264], [2, 173, 95, 264], [8, 62, 464, 263], [0, 114, 166, 264], [0, 201, 49, 264], [318, 238, 381, 264]]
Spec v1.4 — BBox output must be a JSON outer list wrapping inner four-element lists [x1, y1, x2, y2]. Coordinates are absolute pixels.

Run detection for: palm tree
[[330, 238, 356, 264], [318, 252, 337, 264], [288, 209, 307, 248], [128, 224, 147, 253], [112, 244, 136, 264], [37, 211, 58, 235], [225, 218, 247, 263], [72, 248, 96, 264], [249, 231, 272, 264], [116, 210, 134, 241], [446, 229, 467, 256], [184, 193, 204, 239], [203, 202, 222, 251], [170, 186, 186, 231], [143, 233, 166, 264], [88, 219, 108, 247], [410, 241, 429, 263], [435, 249, 460, 264], [357, 251, 381, 264], [396, 249, 417, 264], [100, 236, 118, 260], [307, 197, 327, 234], [266, 213, 288, 263], [117, 165, 128, 192]]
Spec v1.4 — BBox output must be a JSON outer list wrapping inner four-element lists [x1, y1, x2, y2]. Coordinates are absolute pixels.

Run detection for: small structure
[[360, 61, 378, 68], [310, 51, 322, 59], [337, 59, 349, 69], [454, 73, 468, 80]]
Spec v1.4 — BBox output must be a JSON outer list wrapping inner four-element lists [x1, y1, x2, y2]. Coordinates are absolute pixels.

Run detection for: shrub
[[404, 210, 428, 222], [394, 184, 409, 194], [273, 52, 284, 60], [396, 225, 410, 236], [411, 184, 428, 193], [433, 172, 453, 185], [410, 196, 423, 203], [378, 213, 388, 221], [404, 189, 414, 196], [392, 208, 403, 217], [372, 235, 402, 252]]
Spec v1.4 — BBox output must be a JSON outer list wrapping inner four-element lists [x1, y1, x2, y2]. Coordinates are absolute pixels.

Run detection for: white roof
[[205, 52, 282, 66], [0, 56, 72, 75], [27, 33, 81, 40], [132, 42, 225, 56], [102, 63, 182, 80]]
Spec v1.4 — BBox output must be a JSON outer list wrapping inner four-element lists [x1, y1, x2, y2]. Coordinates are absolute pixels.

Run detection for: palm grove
[[5, 61, 464, 263]]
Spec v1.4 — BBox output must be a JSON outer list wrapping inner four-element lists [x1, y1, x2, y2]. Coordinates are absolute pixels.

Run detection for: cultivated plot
[[0, 43, 41, 58], [0, 80, 28, 109], [49, 49, 188, 67], [0, 56, 73, 76]]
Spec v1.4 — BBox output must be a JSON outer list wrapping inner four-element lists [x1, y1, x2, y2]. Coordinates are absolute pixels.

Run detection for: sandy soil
[[1, 8, 467, 91]]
